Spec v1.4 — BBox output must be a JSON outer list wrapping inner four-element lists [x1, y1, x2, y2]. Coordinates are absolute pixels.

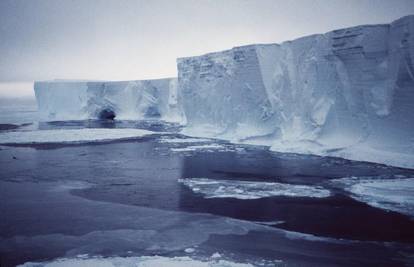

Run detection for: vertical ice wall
[[33, 15, 414, 167], [177, 15, 414, 167], [177, 45, 278, 140], [35, 78, 183, 122]]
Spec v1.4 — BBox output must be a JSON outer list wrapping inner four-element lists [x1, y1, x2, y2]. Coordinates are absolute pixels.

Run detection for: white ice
[[170, 144, 227, 152], [178, 178, 330, 199], [332, 177, 414, 217], [177, 15, 414, 169], [19, 255, 254, 267], [35, 79, 183, 122], [159, 137, 212, 143], [33, 15, 414, 168], [0, 129, 155, 144]]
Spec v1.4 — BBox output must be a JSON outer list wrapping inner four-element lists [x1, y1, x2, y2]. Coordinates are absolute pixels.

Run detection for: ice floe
[[0, 128, 155, 144], [178, 178, 330, 199], [159, 137, 212, 143], [332, 177, 414, 217], [19, 255, 254, 267], [170, 144, 228, 152]]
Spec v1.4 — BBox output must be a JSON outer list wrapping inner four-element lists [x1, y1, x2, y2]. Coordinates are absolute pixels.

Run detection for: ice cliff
[[35, 78, 182, 122], [34, 15, 414, 168], [177, 15, 414, 168]]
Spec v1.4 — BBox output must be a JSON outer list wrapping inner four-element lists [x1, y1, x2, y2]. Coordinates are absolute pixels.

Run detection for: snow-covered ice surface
[[178, 178, 331, 199], [332, 177, 414, 217], [18, 255, 255, 267], [0, 128, 155, 144], [35, 78, 183, 122], [177, 15, 414, 169]]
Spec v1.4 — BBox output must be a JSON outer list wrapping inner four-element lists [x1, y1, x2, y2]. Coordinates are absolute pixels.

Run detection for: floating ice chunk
[[0, 128, 155, 144], [184, 248, 195, 253], [19, 256, 254, 267], [178, 178, 330, 199], [159, 137, 212, 143], [332, 177, 414, 217], [211, 252, 222, 259], [170, 144, 227, 152]]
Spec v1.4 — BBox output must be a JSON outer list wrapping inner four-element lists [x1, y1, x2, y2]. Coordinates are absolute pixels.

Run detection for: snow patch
[[178, 178, 330, 199]]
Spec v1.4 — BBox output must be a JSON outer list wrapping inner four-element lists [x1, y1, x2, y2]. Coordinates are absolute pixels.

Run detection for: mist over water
[[0, 82, 35, 99]]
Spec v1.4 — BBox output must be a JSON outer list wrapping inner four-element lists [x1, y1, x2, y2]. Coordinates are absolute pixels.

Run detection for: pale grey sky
[[1, 0, 413, 84]]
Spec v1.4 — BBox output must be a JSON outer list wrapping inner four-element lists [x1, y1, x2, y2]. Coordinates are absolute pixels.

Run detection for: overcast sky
[[1, 0, 414, 84]]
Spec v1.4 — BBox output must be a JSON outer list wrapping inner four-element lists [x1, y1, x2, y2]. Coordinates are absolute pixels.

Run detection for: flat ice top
[[0, 128, 155, 144]]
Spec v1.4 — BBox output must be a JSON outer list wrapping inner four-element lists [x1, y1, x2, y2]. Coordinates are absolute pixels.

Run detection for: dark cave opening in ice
[[98, 109, 116, 120]]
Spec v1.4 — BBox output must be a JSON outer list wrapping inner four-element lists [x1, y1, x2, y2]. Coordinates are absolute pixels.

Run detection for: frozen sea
[[1, 98, 414, 267]]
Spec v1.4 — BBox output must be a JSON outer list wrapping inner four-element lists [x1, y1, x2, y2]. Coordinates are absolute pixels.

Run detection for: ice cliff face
[[35, 78, 182, 122], [177, 15, 414, 168], [34, 15, 414, 168]]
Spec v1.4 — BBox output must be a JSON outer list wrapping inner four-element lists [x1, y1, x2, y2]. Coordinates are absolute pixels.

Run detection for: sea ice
[[170, 144, 227, 152], [178, 178, 331, 199], [332, 177, 414, 217], [0, 128, 155, 144], [18, 255, 254, 267]]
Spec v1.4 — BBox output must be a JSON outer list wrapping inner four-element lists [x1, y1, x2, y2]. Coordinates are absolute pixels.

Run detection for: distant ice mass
[[18, 255, 254, 267], [35, 78, 183, 122], [178, 178, 331, 199], [0, 129, 155, 144], [333, 177, 414, 217], [34, 15, 414, 168]]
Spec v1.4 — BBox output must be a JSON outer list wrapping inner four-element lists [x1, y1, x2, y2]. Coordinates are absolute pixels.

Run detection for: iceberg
[[35, 78, 183, 122], [177, 15, 414, 168], [33, 15, 414, 168]]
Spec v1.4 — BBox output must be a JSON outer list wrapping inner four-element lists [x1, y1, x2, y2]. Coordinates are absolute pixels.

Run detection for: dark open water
[[1, 113, 414, 266]]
